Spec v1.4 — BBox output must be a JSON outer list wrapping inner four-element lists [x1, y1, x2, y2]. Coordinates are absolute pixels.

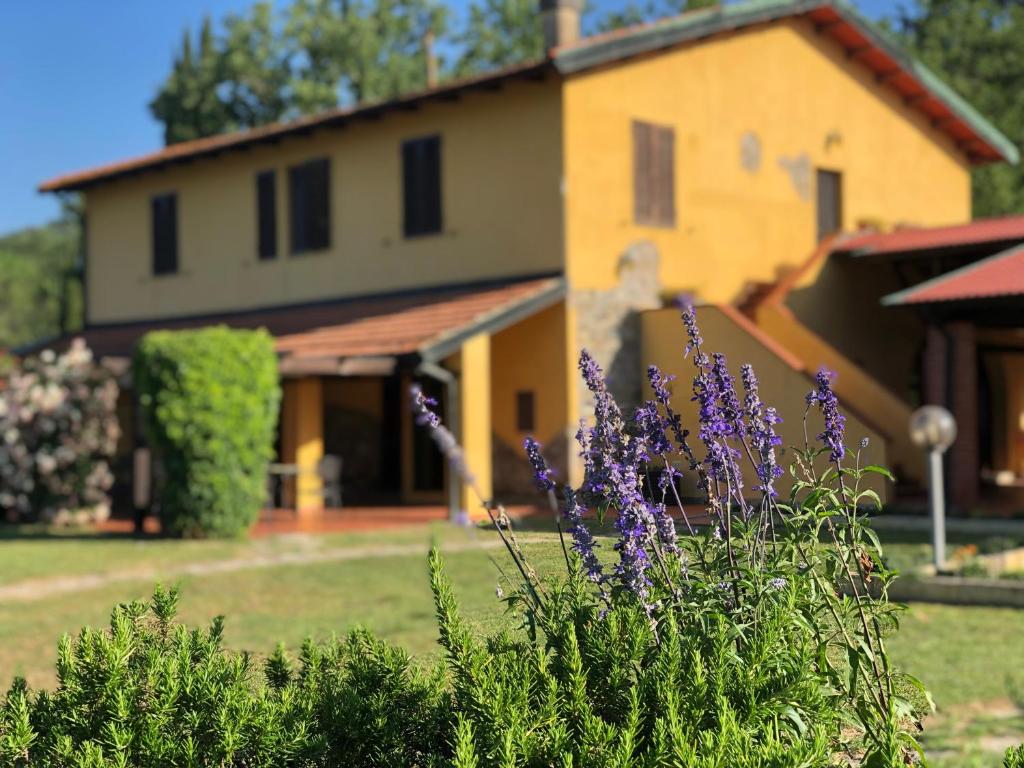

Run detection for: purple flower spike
[[741, 363, 783, 497], [563, 486, 603, 584], [524, 437, 556, 493], [410, 385, 475, 484], [807, 368, 846, 463]]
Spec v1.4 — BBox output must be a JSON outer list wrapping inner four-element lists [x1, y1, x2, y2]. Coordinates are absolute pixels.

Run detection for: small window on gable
[[516, 391, 535, 432], [289, 157, 330, 254], [633, 120, 675, 228], [402, 135, 442, 237], [151, 193, 178, 276], [256, 170, 277, 260], [816, 169, 842, 242]]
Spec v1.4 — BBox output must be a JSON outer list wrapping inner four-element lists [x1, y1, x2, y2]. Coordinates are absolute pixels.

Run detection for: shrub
[[0, 340, 119, 524], [134, 326, 280, 537], [0, 587, 450, 767], [1008, 744, 1024, 768]]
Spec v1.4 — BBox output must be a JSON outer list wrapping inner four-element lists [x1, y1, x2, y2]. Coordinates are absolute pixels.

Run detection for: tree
[[594, 0, 717, 33], [453, 0, 542, 76], [286, 0, 449, 109], [893, 0, 1024, 216], [150, 17, 238, 144], [0, 207, 83, 351]]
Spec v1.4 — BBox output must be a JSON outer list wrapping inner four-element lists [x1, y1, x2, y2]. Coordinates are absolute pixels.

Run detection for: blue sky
[[0, 0, 896, 235]]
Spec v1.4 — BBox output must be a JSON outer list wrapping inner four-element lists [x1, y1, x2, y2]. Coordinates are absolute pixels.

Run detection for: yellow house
[[39, 0, 1016, 518]]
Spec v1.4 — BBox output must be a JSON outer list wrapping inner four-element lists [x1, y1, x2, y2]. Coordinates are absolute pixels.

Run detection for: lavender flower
[[649, 501, 679, 555], [768, 577, 787, 591], [646, 365, 692, 455], [563, 486, 603, 584], [410, 385, 475, 484], [740, 363, 783, 497], [523, 437, 555, 492], [807, 368, 846, 463]]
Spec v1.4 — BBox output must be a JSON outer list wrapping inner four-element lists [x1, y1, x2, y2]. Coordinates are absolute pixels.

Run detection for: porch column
[[458, 334, 493, 519], [948, 322, 979, 511], [282, 377, 324, 514]]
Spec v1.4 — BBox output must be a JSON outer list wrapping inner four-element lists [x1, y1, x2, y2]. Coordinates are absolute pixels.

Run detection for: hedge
[[133, 326, 280, 537]]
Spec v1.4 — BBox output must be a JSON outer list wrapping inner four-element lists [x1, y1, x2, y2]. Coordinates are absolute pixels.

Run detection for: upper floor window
[[402, 135, 442, 237], [289, 158, 330, 254], [256, 170, 277, 260], [816, 169, 842, 242], [632, 120, 675, 228], [151, 193, 178, 276]]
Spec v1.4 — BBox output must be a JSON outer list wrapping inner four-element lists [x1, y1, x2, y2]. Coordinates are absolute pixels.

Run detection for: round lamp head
[[909, 406, 957, 453]]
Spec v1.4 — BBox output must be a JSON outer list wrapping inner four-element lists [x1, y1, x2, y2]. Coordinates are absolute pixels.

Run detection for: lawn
[[0, 521, 1021, 765]]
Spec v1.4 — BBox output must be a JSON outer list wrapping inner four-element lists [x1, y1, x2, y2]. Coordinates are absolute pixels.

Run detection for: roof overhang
[[881, 244, 1024, 306], [835, 214, 1024, 260], [19, 276, 568, 378], [553, 0, 1017, 166], [38, 61, 553, 193]]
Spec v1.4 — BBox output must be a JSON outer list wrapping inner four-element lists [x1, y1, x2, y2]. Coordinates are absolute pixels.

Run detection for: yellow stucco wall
[[642, 306, 889, 499], [280, 377, 324, 512], [490, 302, 571, 463], [562, 17, 971, 301], [84, 79, 563, 324]]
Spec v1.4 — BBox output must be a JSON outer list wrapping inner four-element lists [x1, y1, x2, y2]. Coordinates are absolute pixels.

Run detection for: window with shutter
[[151, 193, 178, 276], [402, 135, 442, 237], [816, 169, 842, 242], [633, 120, 675, 227], [256, 170, 277, 260], [289, 158, 330, 254]]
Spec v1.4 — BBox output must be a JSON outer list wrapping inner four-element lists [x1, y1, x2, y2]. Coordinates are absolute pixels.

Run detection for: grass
[[0, 521, 1021, 764]]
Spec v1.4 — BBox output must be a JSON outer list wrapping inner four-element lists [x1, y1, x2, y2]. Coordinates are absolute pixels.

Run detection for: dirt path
[[0, 536, 545, 604]]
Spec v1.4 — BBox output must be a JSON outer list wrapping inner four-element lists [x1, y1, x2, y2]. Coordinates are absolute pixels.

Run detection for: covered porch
[[883, 244, 1024, 513], [270, 275, 570, 520]]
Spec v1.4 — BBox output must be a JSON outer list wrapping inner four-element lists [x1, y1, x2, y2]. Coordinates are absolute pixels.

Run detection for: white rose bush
[[0, 340, 120, 525]]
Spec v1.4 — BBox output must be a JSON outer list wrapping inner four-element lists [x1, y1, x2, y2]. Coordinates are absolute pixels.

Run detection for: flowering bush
[[417, 306, 927, 766], [0, 339, 119, 524]]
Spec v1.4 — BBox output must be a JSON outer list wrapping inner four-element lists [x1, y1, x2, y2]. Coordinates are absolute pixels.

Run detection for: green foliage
[[0, 586, 450, 767], [1007, 743, 1024, 768], [453, 0, 542, 76], [893, 0, 1024, 216], [150, 0, 448, 144], [133, 326, 280, 538], [0, 212, 83, 351]]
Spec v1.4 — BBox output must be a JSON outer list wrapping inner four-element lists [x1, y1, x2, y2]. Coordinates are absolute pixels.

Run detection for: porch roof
[[835, 214, 1024, 260], [881, 244, 1024, 306], [44, 275, 566, 375]]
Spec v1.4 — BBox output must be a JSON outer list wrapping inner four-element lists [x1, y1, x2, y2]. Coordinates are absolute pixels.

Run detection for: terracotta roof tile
[[881, 245, 1024, 305], [836, 214, 1024, 258], [56, 276, 563, 365]]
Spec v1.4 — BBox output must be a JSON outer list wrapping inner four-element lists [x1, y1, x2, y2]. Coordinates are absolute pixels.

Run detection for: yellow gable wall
[[84, 78, 563, 324], [562, 18, 971, 300]]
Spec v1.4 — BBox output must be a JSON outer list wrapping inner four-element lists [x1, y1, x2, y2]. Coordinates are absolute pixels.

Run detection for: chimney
[[540, 0, 582, 51], [423, 29, 438, 88]]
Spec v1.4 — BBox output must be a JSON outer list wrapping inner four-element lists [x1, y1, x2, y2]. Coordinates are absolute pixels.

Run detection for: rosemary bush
[[416, 306, 928, 767], [0, 586, 449, 767]]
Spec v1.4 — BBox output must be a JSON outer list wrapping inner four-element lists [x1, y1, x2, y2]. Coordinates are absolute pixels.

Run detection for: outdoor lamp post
[[909, 406, 957, 572]]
